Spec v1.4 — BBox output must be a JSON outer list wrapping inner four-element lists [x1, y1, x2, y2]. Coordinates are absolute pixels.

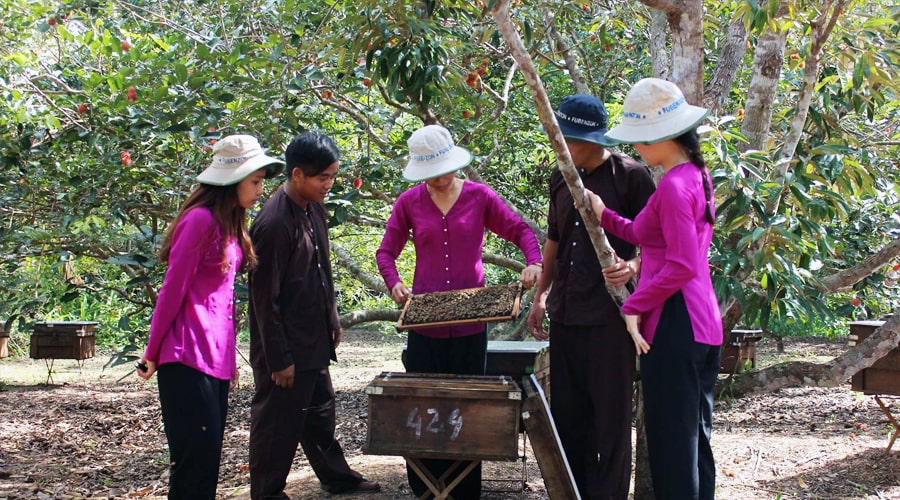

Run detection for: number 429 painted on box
[[406, 407, 463, 440]]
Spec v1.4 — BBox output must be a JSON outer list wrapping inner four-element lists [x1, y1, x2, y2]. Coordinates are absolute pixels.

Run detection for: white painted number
[[448, 408, 463, 440], [406, 407, 422, 439], [404, 408, 464, 440], [426, 408, 442, 434]]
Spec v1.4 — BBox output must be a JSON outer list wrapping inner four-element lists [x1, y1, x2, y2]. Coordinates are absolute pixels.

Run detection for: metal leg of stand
[[874, 395, 899, 453]]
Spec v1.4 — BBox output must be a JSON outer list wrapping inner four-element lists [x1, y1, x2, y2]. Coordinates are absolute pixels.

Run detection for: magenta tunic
[[601, 163, 722, 346], [377, 181, 542, 338], [144, 207, 239, 380]]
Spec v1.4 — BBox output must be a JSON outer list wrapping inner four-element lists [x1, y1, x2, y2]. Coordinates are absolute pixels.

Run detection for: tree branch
[[721, 310, 900, 398], [819, 235, 900, 292], [330, 240, 388, 294], [770, 0, 849, 215], [544, 7, 589, 94], [340, 309, 400, 328]]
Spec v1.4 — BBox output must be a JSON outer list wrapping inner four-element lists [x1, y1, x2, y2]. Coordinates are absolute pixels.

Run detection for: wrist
[[628, 257, 641, 275]]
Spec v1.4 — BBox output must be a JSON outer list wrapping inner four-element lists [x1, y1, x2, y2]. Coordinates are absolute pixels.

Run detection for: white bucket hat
[[196, 134, 284, 186], [402, 125, 472, 182], [606, 78, 709, 145]]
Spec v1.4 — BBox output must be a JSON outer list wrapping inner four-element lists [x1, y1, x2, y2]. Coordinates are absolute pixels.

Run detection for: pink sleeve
[[620, 181, 699, 316], [376, 194, 412, 292], [483, 187, 542, 266], [144, 209, 212, 362], [600, 208, 639, 246]]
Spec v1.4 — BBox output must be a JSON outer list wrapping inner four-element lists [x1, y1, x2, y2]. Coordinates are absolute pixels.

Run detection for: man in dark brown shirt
[[528, 94, 656, 499], [248, 133, 379, 499]]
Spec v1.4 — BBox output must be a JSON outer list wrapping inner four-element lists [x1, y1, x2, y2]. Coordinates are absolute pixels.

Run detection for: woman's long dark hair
[[674, 130, 714, 224], [159, 183, 257, 273]]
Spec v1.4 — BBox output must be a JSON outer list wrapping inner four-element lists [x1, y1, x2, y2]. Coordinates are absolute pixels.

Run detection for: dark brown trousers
[[549, 322, 636, 500], [248, 366, 362, 499]]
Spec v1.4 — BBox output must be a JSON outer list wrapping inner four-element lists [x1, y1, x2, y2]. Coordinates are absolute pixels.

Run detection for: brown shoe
[[323, 479, 381, 495], [351, 480, 381, 493]]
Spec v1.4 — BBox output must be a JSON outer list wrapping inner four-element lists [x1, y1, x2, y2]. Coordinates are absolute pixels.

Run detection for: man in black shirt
[[248, 133, 380, 499], [528, 94, 656, 499]]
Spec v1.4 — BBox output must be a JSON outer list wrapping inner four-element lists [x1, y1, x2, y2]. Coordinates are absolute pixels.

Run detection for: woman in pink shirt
[[137, 135, 282, 499], [376, 125, 542, 498], [587, 79, 723, 500]]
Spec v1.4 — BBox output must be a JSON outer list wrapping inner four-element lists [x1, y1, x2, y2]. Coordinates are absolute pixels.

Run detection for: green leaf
[[107, 255, 142, 266]]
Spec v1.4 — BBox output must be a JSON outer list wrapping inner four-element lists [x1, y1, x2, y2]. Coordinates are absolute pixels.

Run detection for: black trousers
[[404, 329, 487, 499], [548, 322, 636, 500], [641, 292, 720, 500], [248, 366, 362, 499], [156, 362, 230, 500]]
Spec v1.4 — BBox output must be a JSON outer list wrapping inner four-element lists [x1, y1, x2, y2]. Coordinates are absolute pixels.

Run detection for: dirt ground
[[0, 331, 898, 499]]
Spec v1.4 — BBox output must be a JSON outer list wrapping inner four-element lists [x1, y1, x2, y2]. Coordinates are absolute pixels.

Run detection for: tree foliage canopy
[[1, 0, 899, 350]]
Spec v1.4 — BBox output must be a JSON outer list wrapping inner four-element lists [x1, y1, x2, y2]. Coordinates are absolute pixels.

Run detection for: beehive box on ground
[[849, 320, 899, 395], [0, 323, 8, 358], [364, 372, 522, 461], [484, 341, 550, 400], [720, 329, 762, 373], [401, 340, 551, 400], [30, 321, 97, 361], [396, 284, 522, 330]]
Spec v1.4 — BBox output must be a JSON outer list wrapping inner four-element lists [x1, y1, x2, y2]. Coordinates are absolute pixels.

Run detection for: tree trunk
[[703, 16, 748, 114], [739, 11, 787, 152], [720, 310, 899, 399], [649, 9, 669, 81], [643, 0, 704, 102]]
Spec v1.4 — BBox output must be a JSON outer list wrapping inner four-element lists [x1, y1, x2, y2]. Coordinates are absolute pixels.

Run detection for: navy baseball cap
[[554, 94, 615, 147]]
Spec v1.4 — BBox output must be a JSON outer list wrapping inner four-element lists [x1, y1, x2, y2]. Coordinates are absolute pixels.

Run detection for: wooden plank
[[397, 314, 516, 331], [32, 321, 98, 337], [851, 371, 864, 393], [848, 321, 891, 345], [868, 351, 900, 371], [856, 368, 900, 396], [521, 374, 581, 500], [365, 372, 520, 399], [533, 346, 551, 403]]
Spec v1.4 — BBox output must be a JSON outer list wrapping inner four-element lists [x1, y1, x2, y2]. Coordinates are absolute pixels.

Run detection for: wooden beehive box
[[396, 284, 522, 331], [849, 320, 899, 395], [401, 340, 551, 401], [720, 329, 763, 373], [30, 321, 97, 361], [0, 323, 8, 358], [364, 372, 522, 461], [485, 341, 550, 401]]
